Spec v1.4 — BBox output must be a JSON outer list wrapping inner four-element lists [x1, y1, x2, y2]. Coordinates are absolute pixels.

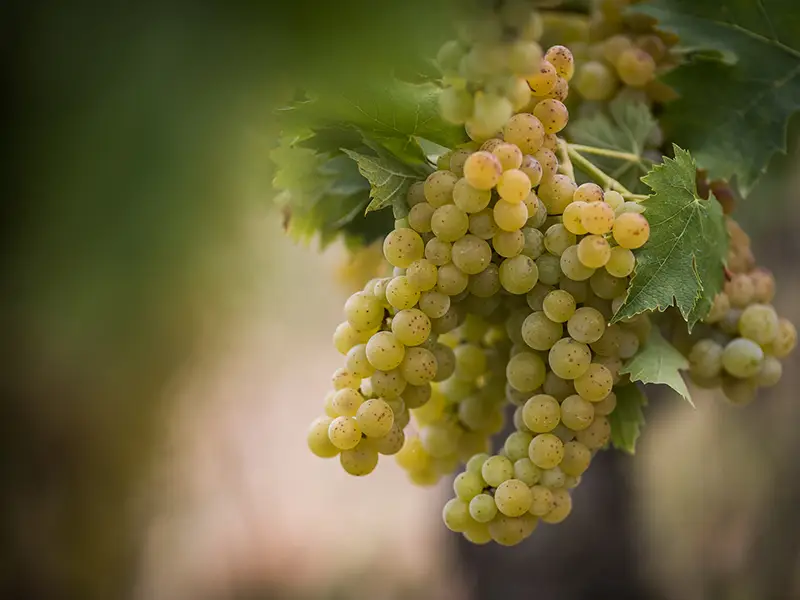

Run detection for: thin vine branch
[[568, 144, 646, 164], [556, 139, 575, 182], [566, 145, 633, 196]]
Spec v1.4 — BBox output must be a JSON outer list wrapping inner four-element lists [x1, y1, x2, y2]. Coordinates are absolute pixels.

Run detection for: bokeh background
[[3, 1, 800, 599]]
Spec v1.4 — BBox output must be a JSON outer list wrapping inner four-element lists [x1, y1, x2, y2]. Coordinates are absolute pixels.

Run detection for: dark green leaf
[[620, 329, 692, 405], [635, 0, 800, 194], [608, 384, 648, 454], [342, 149, 422, 217], [613, 146, 728, 329]]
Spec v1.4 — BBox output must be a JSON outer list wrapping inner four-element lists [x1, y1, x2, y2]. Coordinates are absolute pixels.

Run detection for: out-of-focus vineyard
[[3, 1, 800, 599]]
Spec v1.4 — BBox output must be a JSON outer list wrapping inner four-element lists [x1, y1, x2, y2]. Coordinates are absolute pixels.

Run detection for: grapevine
[[272, 0, 800, 547]]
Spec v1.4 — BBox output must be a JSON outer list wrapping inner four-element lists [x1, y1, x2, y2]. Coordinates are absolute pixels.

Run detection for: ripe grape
[[418, 291, 450, 319], [454, 471, 486, 502], [442, 498, 472, 532], [528, 433, 564, 469], [332, 367, 361, 391], [593, 391, 617, 416], [542, 289, 576, 323], [520, 155, 543, 187], [328, 416, 362, 450], [567, 307, 606, 344], [340, 444, 379, 476], [489, 514, 536, 546], [523, 394, 561, 433], [469, 263, 502, 297], [370, 369, 407, 398], [766, 318, 797, 358], [722, 338, 764, 378], [346, 344, 375, 378], [755, 355, 783, 387], [402, 383, 431, 409], [721, 376, 756, 406], [439, 87, 474, 124], [407, 181, 426, 207], [494, 199, 529, 232], [503, 113, 545, 155], [577, 235, 611, 269], [507, 351, 547, 392], [472, 91, 513, 136], [423, 170, 458, 208], [514, 458, 541, 486], [560, 245, 596, 281], [539, 174, 577, 215], [590, 269, 628, 300], [521, 311, 563, 350], [535, 253, 562, 285], [738, 304, 779, 346], [504, 431, 534, 462], [574, 415, 611, 449], [499, 254, 539, 294], [437, 263, 469, 296], [574, 364, 613, 401], [544, 223, 576, 256], [451, 234, 492, 274], [606, 246, 635, 277], [613, 212, 650, 248], [495, 479, 533, 517], [521, 226, 545, 258], [616, 48, 656, 87], [356, 398, 395, 437], [750, 268, 776, 303], [541, 489, 572, 524], [497, 169, 533, 203], [574, 61, 616, 101], [526, 61, 558, 96], [544, 45, 574, 80], [463, 150, 503, 190], [469, 494, 498, 523], [332, 388, 365, 417], [453, 178, 492, 213], [425, 237, 452, 265], [581, 201, 615, 235], [533, 99, 569, 134], [386, 275, 421, 309], [482, 455, 515, 487], [466, 453, 490, 475], [563, 201, 588, 235], [469, 208, 500, 240], [493, 143, 524, 171], [533, 148, 558, 180], [559, 277, 590, 303], [549, 337, 592, 379], [366, 331, 405, 371], [408, 202, 435, 233], [307, 416, 340, 458], [529, 485, 556, 516], [540, 466, 565, 489], [383, 228, 424, 268], [493, 230, 525, 258], [431, 205, 470, 242], [400, 347, 438, 385]]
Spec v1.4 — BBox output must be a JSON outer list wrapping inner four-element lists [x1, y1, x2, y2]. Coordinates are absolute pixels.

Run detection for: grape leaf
[[620, 329, 692, 406], [635, 0, 800, 195], [608, 384, 648, 454], [612, 146, 728, 329], [342, 148, 424, 218], [567, 96, 657, 193]]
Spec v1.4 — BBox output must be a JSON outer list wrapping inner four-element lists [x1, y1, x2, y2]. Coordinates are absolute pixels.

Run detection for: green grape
[[739, 304, 779, 346], [370, 369, 407, 398], [722, 338, 764, 378], [507, 351, 547, 392], [508, 383, 531, 409], [504, 431, 534, 462], [332, 367, 361, 391], [469, 263, 501, 298], [606, 246, 635, 277], [551, 423, 575, 443], [560, 245, 595, 282], [506, 307, 529, 345], [407, 181, 427, 207], [454, 471, 486, 502], [617, 328, 640, 359], [323, 391, 338, 418], [688, 339, 723, 379], [431, 204, 470, 242], [755, 355, 783, 387], [750, 268, 776, 303], [437, 39, 465, 73], [508, 76, 533, 111], [328, 416, 362, 450], [527, 193, 549, 228], [439, 86, 474, 124], [508, 38, 543, 74], [616, 200, 646, 216], [437, 263, 469, 296], [425, 237, 452, 266], [451, 234, 492, 275], [386, 275, 421, 310], [453, 178, 492, 213], [493, 229, 525, 258], [423, 170, 458, 208], [497, 169, 533, 205], [613, 212, 650, 249], [454, 343, 487, 379], [396, 435, 431, 471], [449, 148, 472, 178], [494, 199, 529, 232], [559, 276, 590, 303], [529, 433, 564, 469], [366, 331, 405, 371], [443, 498, 473, 532], [383, 227, 424, 269], [339, 444, 379, 476], [462, 521, 493, 545], [523, 394, 561, 433], [420, 423, 459, 458], [541, 488, 572, 524], [482, 455, 515, 487], [307, 416, 340, 458], [418, 291, 451, 319], [473, 91, 514, 136], [725, 275, 755, 309], [521, 226, 545, 259], [492, 141, 525, 172], [544, 45, 574, 80], [567, 307, 606, 344], [467, 453, 491, 475], [533, 148, 558, 180], [346, 344, 375, 378], [458, 396, 491, 432], [490, 514, 535, 546], [332, 388, 365, 417], [574, 415, 610, 450], [503, 112, 545, 155], [540, 466, 565, 489], [574, 61, 617, 100], [616, 47, 656, 86], [590, 323, 622, 357], [602, 34, 632, 63], [535, 254, 562, 286], [514, 458, 541, 486], [590, 269, 627, 300], [722, 376, 756, 405], [463, 150, 503, 190], [402, 383, 432, 409], [520, 155, 543, 187], [469, 493, 498, 523], [574, 363, 613, 402], [500, 255, 539, 294], [533, 99, 569, 134], [406, 259, 438, 292], [577, 235, 611, 269], [593, 391, 617, 416], [431, 304, 464, 334], [469, 208, 500, 240], [408, 202, 435, 233], [400, 347, 438, 386], [543, 371, 575, 400], [765, 318, 797, 358], [580, 201, 615, 235], [541, 289, 575, 323], [526, 60, 558, 96], [369, 422, 405, 456], [344, 291, 384, 332], [549, 337, 592, 380], [602, 190, 624, 211], [529, 485, 555, 516], [544, 224, 577, 257], [495, 479, 533, 517], [355, 398, 395, 438], [539, 174, 577, 215], [480, 138, 505, 152], [562, 201, 588, 235]]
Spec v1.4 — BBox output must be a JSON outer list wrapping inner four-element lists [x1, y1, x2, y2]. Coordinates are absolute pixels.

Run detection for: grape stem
[[566, 145, 635, 196], [567, 144, 644, 164], [556, 139, 576, 182]]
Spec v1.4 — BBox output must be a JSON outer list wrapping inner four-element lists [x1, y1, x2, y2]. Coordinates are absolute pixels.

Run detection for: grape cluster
[[678, 217, 797, 404], [569, 0, 678, 105]]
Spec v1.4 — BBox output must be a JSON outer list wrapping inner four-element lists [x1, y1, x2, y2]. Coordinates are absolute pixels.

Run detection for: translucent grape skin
[[307, 416, 340, 458], [423, 170, 458, 208], [383, 228, 424, 269], [463, 151, 503, 190], [499, 254, 539, 294], [616, 47, 656, 87], [548, 337, 592, 380], [528, 433, 564, 469], [522, 311, 563, 350], [503, 113, 545, 155], [366, 331, 405, 371], [539, 175, 577, 215], [573, 364, 613, 402], [544, 45, 575, 80], [451, 234, 492, 274], [722, 338, 764, 378], [577, 235, 611, 269], [495, 479, 533, 517], [581, 201, 615, 235], [523, 394, 561, 433], [453, 178, 492, 213], [613, 212, 650, 249], [606, 246, 635, 278], [328, 416, 362, 450], [494, 199, 529, 232], [574, 61, 617, 101], [527, 60, 558, 96], [340, 444, 380, 476], [542, 289, 576, 323], [431, 205, 470, 243], [738, 304, 779, 346], [482, 455, 515, 487], [533, 99, 569, 134], [497, 169, 532, 203]]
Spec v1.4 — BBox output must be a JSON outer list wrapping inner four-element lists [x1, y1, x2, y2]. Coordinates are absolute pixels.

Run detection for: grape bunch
[[678, 217, 797, 405]]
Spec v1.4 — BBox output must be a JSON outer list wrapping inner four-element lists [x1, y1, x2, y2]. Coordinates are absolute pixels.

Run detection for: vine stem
[[567, 144, 643, 163], [556, 139, 575, 181], [566, 145, 633, 196]]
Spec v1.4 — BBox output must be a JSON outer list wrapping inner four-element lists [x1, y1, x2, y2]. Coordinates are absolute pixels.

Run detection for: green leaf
[[612, 146, 728, 329], [279, 80, 468, 163], [635, 0, 800, 194], [620, 329, 692, 405], [342, 148, 422, 218], [608, 384, 648, 454], [567, 96, 658, 193]]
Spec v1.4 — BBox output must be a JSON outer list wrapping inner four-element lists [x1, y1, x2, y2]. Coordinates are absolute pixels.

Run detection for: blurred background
[[3, 1, 800, 599]]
